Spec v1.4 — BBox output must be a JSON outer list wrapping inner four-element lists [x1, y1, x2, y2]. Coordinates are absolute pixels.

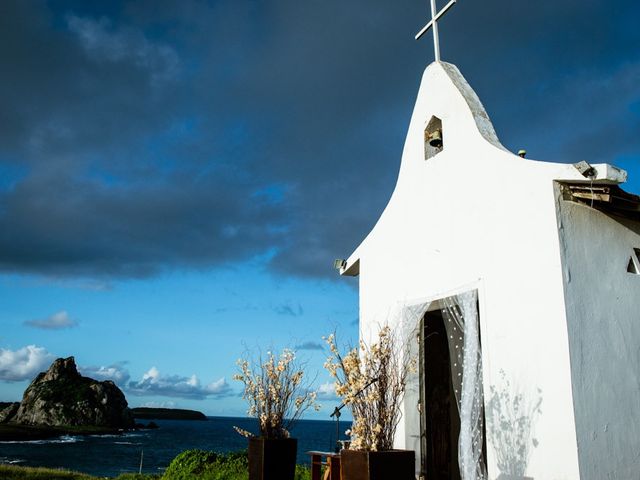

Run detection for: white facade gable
[[340, 61, 640, 480]]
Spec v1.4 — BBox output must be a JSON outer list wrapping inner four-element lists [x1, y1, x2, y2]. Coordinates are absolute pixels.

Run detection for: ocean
[[0, 417, 350, 477]]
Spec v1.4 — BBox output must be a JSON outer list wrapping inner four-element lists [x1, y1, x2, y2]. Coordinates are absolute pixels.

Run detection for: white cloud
[[24, 310, 78, 330], [139, 400, 177, 409], [0, 345, 55, 382], [79, 363, 130, 386], [127, 367, 233, 400], [316, 381, 339, 401]]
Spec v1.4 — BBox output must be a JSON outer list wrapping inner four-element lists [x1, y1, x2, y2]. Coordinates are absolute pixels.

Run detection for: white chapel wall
[[352, 63, 584, 479], [556, 191, 640, 479]]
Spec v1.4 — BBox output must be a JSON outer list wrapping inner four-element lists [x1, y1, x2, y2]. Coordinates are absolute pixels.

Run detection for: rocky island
[[0, 357, 135, 441], [131, 407, 207, 420]]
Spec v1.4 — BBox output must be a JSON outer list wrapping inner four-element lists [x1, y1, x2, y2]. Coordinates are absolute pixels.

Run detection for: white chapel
[[337, 36, 640, 480]]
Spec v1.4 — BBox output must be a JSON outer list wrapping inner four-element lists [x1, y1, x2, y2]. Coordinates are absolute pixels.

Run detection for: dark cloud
[[0, 0, 638, 279], [274, 302, 304, 317], [0, 167, 285, 277], [294, 341, 324, 351]]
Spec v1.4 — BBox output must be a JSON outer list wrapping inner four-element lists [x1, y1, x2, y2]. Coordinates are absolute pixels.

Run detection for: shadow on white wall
[[487, 370, 542, 480]]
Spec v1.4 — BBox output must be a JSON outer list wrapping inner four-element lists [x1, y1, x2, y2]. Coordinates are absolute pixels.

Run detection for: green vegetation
[[114, 475, 161, 480], [0, 465, 164, 480], [163, 449, 228, 479], [0, 465, 163, 480], [294, 465, 313, 480], [0, 450, 313, 480], [162, 450, 311, 480], [37, 377, 94, 407], [0, 465, 99, 480]]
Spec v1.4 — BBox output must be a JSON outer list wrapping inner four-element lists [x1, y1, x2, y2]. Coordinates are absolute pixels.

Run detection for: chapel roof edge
[[440, 62, 508, 153]]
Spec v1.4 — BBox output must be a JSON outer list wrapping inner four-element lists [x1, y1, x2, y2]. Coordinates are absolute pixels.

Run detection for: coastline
[[131, 407, 207, 421], [0, 417, 345, 477], [0, 424, 129, 442]]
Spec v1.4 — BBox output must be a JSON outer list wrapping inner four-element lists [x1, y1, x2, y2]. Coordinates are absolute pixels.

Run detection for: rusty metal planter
[[340, 449, 415, 480], [248, 437, 297, 480]]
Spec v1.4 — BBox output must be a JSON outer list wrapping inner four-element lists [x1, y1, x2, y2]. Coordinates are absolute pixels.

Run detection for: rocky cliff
[[0, 402, 20, 423], [5, 357, 134, 429]]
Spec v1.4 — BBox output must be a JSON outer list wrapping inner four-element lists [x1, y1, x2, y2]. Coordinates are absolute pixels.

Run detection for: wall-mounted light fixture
[[574, 160, 597, 178]]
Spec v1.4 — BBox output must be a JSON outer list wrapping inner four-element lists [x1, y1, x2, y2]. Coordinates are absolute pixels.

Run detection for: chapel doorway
[[418, 292, 487, 480], [420, 308, 461, 480]]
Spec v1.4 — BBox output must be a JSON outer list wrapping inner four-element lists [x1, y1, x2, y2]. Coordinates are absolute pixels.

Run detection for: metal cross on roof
[[415, 0, 457, 62]]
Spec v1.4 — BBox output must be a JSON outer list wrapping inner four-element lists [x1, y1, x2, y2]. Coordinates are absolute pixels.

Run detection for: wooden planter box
[[340, 449, 415, 480], [248, 437, 297, 480]]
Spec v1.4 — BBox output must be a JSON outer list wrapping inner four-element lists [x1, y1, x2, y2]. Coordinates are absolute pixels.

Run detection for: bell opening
[[424, 116, 443, 160]]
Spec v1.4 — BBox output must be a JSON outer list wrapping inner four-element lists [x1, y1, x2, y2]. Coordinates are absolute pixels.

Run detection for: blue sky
[[0, 261, 357, 416], [1, 0, 639, 418]]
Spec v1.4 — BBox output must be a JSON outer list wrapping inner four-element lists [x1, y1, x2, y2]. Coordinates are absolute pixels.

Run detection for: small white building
[[338, 61, 640, 479]]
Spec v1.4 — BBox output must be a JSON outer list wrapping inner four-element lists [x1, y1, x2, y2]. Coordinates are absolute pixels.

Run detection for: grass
[[0, 456, 313, 480], [161, 450, 312, 480], [0, 465, 165, 479], [0, 465, 99, 480]]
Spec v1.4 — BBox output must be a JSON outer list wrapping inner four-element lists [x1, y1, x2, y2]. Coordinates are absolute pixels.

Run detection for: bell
[[428, 129, 443, 148]]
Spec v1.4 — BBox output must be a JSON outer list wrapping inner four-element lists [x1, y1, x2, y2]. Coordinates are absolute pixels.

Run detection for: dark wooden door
[[421, 309, 461, 480]]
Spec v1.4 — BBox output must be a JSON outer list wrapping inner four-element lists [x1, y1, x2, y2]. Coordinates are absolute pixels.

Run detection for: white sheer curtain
[[402, 290, 486, 480], [401, 300, 432, 476], [441, 290, 487, 480]]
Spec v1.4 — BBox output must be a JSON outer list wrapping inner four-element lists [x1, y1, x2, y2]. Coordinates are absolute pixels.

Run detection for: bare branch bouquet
[[324, 326, 414, 451], [233, 349, 319, 439]]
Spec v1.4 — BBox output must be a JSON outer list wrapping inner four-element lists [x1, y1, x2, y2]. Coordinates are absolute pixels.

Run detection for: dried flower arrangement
[[324, 325, 414, 451], [233, 349, 319, 439]]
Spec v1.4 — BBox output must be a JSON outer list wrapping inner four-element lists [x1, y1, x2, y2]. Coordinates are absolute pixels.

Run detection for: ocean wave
[[0, 435, 82, 445], [113, 441, 143, 445], [1, 458, 25, 464]]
